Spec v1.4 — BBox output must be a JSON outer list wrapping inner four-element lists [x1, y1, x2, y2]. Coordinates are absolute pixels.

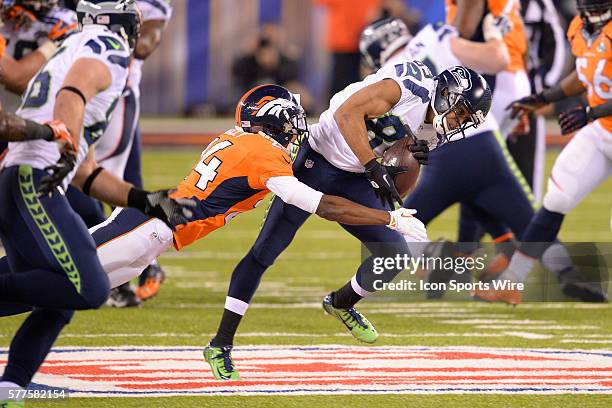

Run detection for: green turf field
[[1, 148, 611, 407]]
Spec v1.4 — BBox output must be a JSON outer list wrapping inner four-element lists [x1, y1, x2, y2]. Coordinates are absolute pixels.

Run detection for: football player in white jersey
[[363, 18, 601, 303], [200, 47, 492, 378], [61, 0, 174, 307], [0, 0, 77, 164], [0, 1, 193, 403]]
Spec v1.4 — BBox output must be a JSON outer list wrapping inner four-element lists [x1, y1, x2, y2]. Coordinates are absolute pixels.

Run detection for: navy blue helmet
[[430, 66, 492, 141], [359, 17, 412, 70], [235, 84, 308, 148], [576, 0, 612, 33], [77, 0, 141, 51]]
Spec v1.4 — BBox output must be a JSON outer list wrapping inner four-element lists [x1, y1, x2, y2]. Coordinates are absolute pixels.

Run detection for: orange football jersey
[[171, 128, 293, 250], [567, 17, 612, 132], [445, 0, 527, 72]]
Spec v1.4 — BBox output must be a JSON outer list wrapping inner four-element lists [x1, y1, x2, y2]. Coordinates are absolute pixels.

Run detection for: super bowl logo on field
[[449, 66, 472, 91]]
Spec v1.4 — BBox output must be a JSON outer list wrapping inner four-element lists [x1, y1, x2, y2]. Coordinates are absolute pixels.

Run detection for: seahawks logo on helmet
[[448, 66, 472, 91]]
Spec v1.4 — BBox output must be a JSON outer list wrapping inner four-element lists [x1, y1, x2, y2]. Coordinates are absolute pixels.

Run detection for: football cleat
[[135, 263, 166, 301], [559, 267, 608, 303], [106, 284, 141, 308], [322, 293, 378, 343], [472, 286, 522, 305], [203, 343, 241, 381]]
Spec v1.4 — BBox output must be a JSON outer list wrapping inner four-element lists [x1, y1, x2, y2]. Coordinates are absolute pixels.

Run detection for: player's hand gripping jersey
[[567, 16, 612, 132], [2, 25, 130, 188], [172, 128, 321, 250], [309, 60, 438, 173]]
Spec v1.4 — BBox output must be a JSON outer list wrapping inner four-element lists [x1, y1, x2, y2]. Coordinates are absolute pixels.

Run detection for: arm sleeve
[[265, 176, 324, 214]]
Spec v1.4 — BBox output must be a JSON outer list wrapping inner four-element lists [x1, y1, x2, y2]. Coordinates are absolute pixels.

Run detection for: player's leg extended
[[0, 166, 109, 392], [205, 144, 324, 380], [0, 166, 110, 310], [502, 123, 612, 286], [322, 166, 414, 343], [90, 208, 174, 289]]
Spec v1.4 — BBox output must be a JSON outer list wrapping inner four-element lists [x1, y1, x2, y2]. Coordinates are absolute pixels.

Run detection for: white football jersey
[[309, 60, 438, 173], [4, 25, 130, 189], [0, 7, 77, 112], [393, 23, 499, 137], [128, 0, 173, 97]]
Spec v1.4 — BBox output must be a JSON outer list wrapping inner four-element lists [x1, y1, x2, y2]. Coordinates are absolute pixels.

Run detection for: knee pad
[[543, 179, 574, 215]]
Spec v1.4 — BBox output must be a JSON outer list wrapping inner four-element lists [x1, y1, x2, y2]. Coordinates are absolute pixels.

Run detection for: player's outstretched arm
[[71, 151, 195, 230], [506, 71, 585, 119], [265, 176, 427, 239]]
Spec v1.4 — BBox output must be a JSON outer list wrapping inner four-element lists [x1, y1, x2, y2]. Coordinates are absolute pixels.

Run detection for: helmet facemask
[[431, 88, 486, 142], [577, 0, 612, 34]]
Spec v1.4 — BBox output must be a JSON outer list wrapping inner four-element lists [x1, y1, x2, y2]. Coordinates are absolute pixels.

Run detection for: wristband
[[127, 187, 148, 211], [587, 103, 612, 121], [82, 167, 104, 196], [364, 158, 379, 173], [37, 41, 57, 61]]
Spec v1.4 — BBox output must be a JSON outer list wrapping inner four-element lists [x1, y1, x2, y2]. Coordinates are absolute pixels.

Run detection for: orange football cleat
[[472, 286, 522, 305]]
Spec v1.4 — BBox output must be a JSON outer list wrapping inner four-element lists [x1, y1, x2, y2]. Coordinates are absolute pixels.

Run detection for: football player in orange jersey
[[473, 0, 612, 304], [87, 83, 427, 308]]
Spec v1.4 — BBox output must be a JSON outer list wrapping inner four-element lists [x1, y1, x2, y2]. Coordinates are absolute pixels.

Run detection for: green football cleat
[[203, 343, 241, 381], [322, 293, 378, 343]]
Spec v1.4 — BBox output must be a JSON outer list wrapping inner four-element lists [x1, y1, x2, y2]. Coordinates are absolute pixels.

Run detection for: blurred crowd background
[[140, 0, 579, 117]]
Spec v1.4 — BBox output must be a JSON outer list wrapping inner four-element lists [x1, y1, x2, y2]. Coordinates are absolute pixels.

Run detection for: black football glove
[[38, 152, 76, 197], [506, 93, 547, 119], [558, 105, 589, 135], [128, 188, 197, 230], [409, 139, 429, 165], [364, 159, 405, 209]]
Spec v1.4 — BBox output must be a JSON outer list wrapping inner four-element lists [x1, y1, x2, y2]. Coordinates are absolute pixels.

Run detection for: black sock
[[210, 309, 243, 347], [332, 281, 363, 309]]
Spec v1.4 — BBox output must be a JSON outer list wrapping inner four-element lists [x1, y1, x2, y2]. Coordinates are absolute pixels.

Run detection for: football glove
[[47, 20, 77, 44], [127, 188, 197, 230], [409, 139, 429, 165], [364, 159, 406, 209], [558, 105, 589, 135], [387, 208, 428, 241], [506, 93, 547, 119], [45, 120, 77, 155], [38, 152, 76, 196]]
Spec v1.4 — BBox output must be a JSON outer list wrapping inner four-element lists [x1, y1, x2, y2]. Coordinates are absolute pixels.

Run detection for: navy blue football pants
[[0, 165, 110, 387], [403, 131, 535, 240], [227, 143, 409, 305]]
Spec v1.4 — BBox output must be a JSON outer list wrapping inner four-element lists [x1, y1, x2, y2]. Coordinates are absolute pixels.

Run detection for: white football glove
[[483, 13, 512, 41], [387, 208, 428, 242]]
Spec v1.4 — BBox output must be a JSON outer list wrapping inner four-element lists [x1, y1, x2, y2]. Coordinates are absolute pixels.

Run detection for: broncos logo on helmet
[[236, 84, 309, 149]]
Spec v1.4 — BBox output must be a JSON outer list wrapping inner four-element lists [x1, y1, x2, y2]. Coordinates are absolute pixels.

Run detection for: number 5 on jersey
[[194, 139, 233, 190]]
